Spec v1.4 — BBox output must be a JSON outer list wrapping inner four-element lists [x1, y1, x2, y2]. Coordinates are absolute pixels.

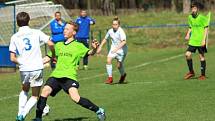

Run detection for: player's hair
[[113, 16, 120, 25], [67, 21, 79, 32], [16, 12, 30, 27], [80, 9, 87, 12], [191, 2, 199, 8], [55, 11, 61, 16]]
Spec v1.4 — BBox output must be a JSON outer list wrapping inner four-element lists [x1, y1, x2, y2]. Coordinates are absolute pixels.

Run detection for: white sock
[[119, 63, 125, 76], [18, 91, 28, 116], [106, 64, 112, 77], [22, 96, 38, 118]]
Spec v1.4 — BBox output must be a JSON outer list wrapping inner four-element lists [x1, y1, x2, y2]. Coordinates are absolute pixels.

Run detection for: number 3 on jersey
[[23, 38, 32, 51]]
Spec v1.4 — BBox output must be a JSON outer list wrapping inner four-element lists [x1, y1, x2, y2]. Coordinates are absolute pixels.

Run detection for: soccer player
[[184, 2, 209, 80], [33, 22, 106, 121], [97, 16, 127, 84], [9, 12, 55, 121], [49, 11, 66, 69], [75, 10, 96, 70]]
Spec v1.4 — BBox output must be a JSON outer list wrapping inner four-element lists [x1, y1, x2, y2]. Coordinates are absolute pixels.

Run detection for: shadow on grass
[[54, 117, 89, 121], [110, 82, 129, 85]]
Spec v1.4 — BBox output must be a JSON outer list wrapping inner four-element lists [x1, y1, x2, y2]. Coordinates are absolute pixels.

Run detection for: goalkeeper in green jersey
[[184, 2, 209, 80], [33, 22, 106, 121]]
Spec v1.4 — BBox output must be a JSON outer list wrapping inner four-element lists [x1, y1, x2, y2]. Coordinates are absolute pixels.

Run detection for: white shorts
[[20, 69, 43, 87], [108, 50, 127, 62]]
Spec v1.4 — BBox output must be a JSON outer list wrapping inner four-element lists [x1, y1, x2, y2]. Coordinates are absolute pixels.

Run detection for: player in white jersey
[[9, 12, 55, 121], [97, 16, 127, 84]]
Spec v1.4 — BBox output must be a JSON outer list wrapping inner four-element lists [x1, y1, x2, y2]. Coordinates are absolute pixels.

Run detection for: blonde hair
[[113, 16, 120, 25], [67, 21, 79, 32]]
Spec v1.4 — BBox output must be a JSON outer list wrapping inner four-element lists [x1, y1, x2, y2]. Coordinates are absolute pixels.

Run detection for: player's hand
[[52, 57, 57, 64], [91, 39, 99, 49], [43, 56, 51, 68], [185, 35, 190, 40], [58, 20, 63, 25], [43, 56, 51, 64]]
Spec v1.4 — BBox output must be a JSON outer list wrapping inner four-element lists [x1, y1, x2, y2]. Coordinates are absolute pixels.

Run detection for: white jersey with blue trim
[[9, 26, 50, 71], [105, 27, 127, 53]]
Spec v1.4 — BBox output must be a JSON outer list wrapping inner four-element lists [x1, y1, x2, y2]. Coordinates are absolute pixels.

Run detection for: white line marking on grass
[[79, 54, 183, 81], [0, 54, 183, 101]]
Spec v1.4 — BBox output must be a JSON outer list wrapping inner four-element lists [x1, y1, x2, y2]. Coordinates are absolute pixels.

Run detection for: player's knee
[[107, 58, 112, 64], [117, 63, 121, 69], [22, 84, 30, 92], [68, 88, 80, 103], [199, 55, 205, 61], [41, 86, 52, 97], [200, 58, 205, 61], [70, 95, 80, 103], [185, 52, 191, 59]]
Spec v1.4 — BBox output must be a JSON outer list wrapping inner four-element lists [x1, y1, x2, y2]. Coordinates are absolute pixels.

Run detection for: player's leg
[[22, 70, 43, 118], [34, 78, 61, 121], [33, 86, 52, 121], [198, 47, 206, 80], [16, 72, 30, 121], [83, 39, 89, 70], [184, 46, 195, 79], [69, 87, 105, 121], [65, 80, 105, 121], [105, 56, 114, 84], [117, 61, 127, 83], [22, 86, 41, 118], [116, 53, 127, 83]]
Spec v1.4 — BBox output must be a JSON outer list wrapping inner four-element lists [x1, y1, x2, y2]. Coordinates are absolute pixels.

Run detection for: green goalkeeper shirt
[[188, 14, 209, 46], [50, 40, 89, 81]]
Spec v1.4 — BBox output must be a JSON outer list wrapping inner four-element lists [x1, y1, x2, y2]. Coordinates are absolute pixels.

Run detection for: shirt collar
[[19, 26, 30, 32]]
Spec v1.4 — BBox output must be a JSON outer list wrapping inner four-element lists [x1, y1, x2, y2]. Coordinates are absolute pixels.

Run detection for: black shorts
[[45, 77, 79, 97], [187, 45, 207, 54]]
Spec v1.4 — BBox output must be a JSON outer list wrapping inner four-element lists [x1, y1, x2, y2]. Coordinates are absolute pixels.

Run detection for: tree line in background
[[52, 0, 215, 15], [0, 0, 214, 15]]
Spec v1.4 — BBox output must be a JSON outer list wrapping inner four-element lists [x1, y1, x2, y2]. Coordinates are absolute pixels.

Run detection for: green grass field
[[1, 12, 215, 121]]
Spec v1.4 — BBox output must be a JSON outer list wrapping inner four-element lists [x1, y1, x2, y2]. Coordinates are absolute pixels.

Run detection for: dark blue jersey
[[75, 16, 95, 40], [50, 19, 66, 43]]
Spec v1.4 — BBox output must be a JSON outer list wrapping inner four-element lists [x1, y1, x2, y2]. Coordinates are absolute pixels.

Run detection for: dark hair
[[67, 21, 79, 32], [16, 12, 30, 27], [55, 11, 61, 16], [113, 16, 120, 25], [191, 2, 199, 8]]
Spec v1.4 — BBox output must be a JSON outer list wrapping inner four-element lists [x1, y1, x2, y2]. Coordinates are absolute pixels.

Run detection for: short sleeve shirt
[[50, 41, 89, 81], [9, 26, 49, 71], [188, 14, 209, 46]]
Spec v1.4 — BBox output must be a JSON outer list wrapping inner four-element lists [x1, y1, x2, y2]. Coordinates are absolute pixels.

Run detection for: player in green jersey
[[33, 22, 106, 121], [184, 2, 209, 80]]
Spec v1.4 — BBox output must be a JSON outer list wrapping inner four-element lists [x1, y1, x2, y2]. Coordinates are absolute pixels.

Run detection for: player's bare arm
[[47, 39, 55, 57], [111, 40, 126, 53], [10, 52, 19, 64], [185, 28, 192, 40], [97, 38, 107, 53], [202, 27, 209, 46]]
